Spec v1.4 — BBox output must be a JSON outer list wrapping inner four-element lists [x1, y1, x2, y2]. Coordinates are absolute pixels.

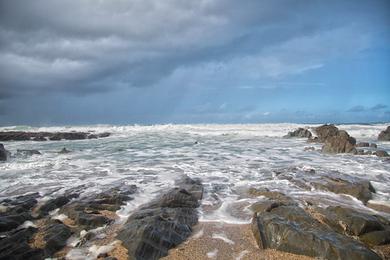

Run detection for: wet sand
[[162, 221, 312, 260]]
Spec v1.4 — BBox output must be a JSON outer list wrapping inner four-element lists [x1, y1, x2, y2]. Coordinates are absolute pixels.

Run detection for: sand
[[162, 221, 312, 260]]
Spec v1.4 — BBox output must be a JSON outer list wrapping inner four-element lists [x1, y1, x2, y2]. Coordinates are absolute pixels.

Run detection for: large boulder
[[251, 204, 381, 260], [284, 128, 312, 138], [322, 130, 357, 154], [378, 126, 390, 141], [117, 176, 203, 260], [315, 124, 339, 142], [0, 143, 10, 161]]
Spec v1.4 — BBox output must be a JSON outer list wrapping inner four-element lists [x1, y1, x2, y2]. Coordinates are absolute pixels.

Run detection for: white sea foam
[[0, 123, 389, 223]]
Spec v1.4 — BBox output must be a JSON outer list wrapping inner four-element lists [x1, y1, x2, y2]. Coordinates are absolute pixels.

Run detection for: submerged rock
[[58, 147, 71, 154], [117, 176, 203, 260], [251, 204, 381, 260], [375, 150, 389, 157], [378, 126, 390, 141], [356, 142, 370, 147], [284, 128, 312, 138], [16, 149, 41, 157]]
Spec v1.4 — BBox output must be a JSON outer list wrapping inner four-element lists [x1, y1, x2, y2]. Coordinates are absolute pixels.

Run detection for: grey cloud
[[0, 0, 388, 99], [347, 106, 366, 113], [371, 104, 388, 111]]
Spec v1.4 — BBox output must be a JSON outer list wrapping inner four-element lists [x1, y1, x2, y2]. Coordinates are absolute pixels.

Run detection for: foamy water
[[1, 123, 389, 223]]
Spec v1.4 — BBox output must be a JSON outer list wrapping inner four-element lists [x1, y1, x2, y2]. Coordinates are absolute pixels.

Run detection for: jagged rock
[[322, 130, 356, 154], [60, 184, 136, 231], [251, 204, 381, 260], [37, 194, 79, 217], [356, 142, 370, 147], [0, 227, 43, 260], [117, 176, 203, 260], [315, 124, 339, 142], [285, 128, 312, 138], [16, 149, 41, 157], [375, 150, 389, 157], [378, 126, 390, 141], [0, 193, 40, 232], [0, 143, 9, 161]]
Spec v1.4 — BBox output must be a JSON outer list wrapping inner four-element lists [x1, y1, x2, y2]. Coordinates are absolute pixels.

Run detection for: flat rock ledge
[[117, 176, 203, 260], [0, 131, 110, 141]]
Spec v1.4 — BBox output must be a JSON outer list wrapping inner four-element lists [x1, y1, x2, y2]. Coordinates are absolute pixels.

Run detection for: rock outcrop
[[378, 126, 390, 141], [284, 128, 312, 138], [322, 130, 357, 154], [117, 176, 203, 260], [315, 124, 339, 142], [0, 131, 111, 141], [0, 143, 9, 161]]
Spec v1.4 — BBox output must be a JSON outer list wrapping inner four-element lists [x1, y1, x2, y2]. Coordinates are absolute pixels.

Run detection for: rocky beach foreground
[[0, 124, 389, 259]]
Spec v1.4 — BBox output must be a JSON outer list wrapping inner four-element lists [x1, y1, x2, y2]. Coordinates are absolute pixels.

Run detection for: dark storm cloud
[[371, 104, 388, 111], [1, 0, 388, 99]]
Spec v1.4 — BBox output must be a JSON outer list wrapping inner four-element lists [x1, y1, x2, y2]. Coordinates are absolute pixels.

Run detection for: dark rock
[[360, 230, 390, 246], [378, 126, 390, 141], [370, 143, 377, 148], [304, 146, 315, 151], [312, 178, 375, 204], [357, 149, 365, 155], [16, 149, 41, 157], [319, 206, 386, 236], [37, 194, 78, 217], [375, 150, 389, 157], [60, 184, 136, 231], [0, 131, 111, 142], [43, 221, 72, 256], [285, 128, 312, 138], [59, 147, 71, 154], [0, 143, 9, 161], [251, 204, 381, 260], [322, 130, 356, 154], [315, 124, 339, 142], [117, 176, 203, 260], [0, 227, 44, 260], [356, 142, 370, 147]]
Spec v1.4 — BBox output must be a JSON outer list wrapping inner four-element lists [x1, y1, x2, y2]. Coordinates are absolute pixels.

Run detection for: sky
[[0, 0, 389, 125]]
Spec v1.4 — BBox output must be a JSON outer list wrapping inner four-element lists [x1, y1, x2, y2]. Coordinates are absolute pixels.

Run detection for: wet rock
[[251, 204, 381, 260], [360, 230, 390, 246], [315, 124, 339, 142], [370, 143, 378, 148], [37, 194, 79, 217], [0, 131, 111, 141], [322, 130, 357, 154], [0, 143, 9, 161], [378, 126, 390, 141], [356, 142, 370, 147], [318, 206, 386, 236], [375, 150, 389, 157], [312, 177, 375, 204], [43, 221, 73, 256], [0, 227, 43, 260], [357, 149, 365, 155], [59, 147, 71, 154], [117, 176, 203, 260], [16, 149, 41, 157], [60, 184, 136, 231], [284, 128, 312, 138]]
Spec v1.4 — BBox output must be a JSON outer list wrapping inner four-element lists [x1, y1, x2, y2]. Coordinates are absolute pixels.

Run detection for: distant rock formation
[[0, 131, 111, 142], [284, 128, 312, 138], [378, 126, 390, 141]]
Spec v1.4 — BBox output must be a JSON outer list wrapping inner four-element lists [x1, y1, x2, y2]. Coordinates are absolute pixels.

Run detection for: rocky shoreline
[[0, 125, 389, 259], [0, 131, 110, 142]]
